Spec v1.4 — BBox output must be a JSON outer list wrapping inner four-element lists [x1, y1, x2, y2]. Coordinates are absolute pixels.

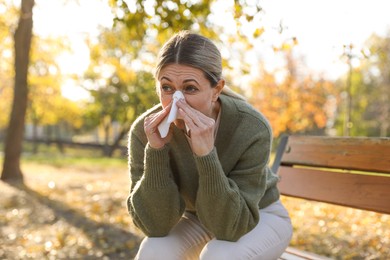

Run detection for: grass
[[22, 155, 127, 169], [17, 141, 128, 169]]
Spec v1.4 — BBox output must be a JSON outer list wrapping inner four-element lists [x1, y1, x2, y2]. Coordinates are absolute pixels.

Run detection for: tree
[[364, 32, 390, 136], [249, 41, 337, 137], [77, 0, 264, 156], [83, 0, 265, 156], [27, 36, 82, 153], [84, 70, 157, 156], [0, 0, 19, 130], [333, 32, 390, 137], [82, 24, 158, 156], [1, 0, 35, 181], [109, 0, 263, 46], [109, 0, 265, 77]]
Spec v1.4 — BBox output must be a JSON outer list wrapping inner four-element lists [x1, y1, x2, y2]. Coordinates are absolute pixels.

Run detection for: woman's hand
[[176, 99, 216, 156], [144, 104, 172, 149]]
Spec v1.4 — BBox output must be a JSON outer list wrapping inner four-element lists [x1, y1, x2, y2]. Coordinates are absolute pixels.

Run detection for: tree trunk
[[1, 0, 35, 181], [102, 118, 111, 156], [32, 119, 38, 154], [106, 124, 131, 157], [54, 124, 65, 154]]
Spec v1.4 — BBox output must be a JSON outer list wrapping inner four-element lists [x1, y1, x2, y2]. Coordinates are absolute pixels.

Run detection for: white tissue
[[158, 91, 185, 138]]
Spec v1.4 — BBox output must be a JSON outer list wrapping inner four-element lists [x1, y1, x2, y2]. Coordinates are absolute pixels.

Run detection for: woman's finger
[[177, 101, 216, 156], [144, 103, 173, 149], [177, 100, 213, 127]]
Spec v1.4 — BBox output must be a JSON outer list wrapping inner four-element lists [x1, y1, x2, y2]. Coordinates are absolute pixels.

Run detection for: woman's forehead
[[158, 64, 205, 80]]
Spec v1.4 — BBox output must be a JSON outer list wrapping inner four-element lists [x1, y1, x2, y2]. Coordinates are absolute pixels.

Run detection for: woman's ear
[[213, 79, 225, 101]]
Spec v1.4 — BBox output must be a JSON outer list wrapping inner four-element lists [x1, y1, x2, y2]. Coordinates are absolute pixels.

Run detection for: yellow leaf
[[253, 27, 265, 38]]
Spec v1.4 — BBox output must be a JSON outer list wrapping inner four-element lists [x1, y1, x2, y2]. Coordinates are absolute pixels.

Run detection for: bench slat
[[274, 135, 390, 259], [281, 136, 390, 174], [278, 166, 390, 214], [279, 247, 333, 260]]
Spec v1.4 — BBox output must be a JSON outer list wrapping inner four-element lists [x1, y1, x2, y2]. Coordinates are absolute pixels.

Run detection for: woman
[[127, 30, 292, 259]]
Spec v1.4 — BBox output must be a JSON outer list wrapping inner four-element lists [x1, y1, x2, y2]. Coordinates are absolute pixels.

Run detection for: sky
[[33, 1, 113, 73], [31, 0, 390, 100], [260, 0, 390, 79]]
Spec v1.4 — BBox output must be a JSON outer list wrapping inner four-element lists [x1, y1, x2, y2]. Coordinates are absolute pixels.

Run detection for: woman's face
[[157, 64, 223, 119]]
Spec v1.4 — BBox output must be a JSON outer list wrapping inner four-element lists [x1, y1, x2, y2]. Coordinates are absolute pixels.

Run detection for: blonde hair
[[156, 31, 245, 101]]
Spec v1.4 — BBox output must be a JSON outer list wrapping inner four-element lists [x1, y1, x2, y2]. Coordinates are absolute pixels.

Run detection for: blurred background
[[1, 0, 389, 259]]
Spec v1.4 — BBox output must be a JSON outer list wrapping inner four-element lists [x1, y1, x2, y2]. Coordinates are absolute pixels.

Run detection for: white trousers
[[135, 200, 292, 260]]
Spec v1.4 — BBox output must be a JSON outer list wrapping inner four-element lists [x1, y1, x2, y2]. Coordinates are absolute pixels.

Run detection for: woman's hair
[[155, 30, 245, 100], [155, 31, 221, 86]]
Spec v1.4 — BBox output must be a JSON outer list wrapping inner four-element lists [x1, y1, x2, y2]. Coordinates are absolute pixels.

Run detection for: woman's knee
[[200, 240, 240, 260], [135, 237, 180, 260]]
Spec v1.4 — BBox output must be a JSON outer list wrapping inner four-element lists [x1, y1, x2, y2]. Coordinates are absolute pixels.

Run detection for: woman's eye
[[183, 85, 198, 94], [161, 85, 174, 93]]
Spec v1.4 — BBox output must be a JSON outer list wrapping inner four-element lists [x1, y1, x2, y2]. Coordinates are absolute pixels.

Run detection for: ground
[[0, 162, 142, 259], [0, 161, 389, 259]]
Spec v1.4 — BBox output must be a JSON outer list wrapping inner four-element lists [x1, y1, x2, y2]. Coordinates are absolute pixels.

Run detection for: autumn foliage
[[249, 52, 337, 137]]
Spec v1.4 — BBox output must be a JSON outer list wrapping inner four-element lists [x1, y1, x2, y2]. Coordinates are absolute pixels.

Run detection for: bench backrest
[[272, 135, 390, 214]]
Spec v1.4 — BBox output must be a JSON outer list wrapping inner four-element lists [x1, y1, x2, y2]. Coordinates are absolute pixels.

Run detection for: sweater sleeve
[[127, 131, 185, 237], [194, 125, 272, 241]]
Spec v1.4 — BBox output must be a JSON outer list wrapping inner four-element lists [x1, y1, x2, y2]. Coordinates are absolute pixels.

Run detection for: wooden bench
[[272, 135, 390, 260]]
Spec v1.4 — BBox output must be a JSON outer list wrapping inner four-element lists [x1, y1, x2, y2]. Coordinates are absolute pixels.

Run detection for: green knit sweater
[[127, 94, 280, 241]]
